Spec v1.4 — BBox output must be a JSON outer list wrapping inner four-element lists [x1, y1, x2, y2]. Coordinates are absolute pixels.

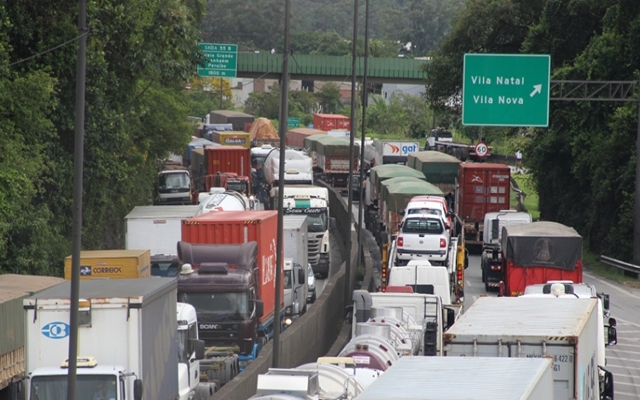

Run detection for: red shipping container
[[205, 146, 251, 178], [504, 262, 583, 297], [286, 128, 326, 148], [457, 163, 511, 224], [313, 113, 351, 131], [181, 211, 282, 324]]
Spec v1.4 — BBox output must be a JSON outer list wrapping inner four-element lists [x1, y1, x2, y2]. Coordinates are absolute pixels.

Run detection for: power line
[[9, 31, 91, 68]]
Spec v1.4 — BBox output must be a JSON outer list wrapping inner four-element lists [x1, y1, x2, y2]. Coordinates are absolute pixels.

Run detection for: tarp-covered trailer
[[499, 221, 583, 296]]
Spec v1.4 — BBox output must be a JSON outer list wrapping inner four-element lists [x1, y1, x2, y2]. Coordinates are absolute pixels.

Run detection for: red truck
[[191, 146, 252, 196], [313, 113, 350, 131], [179, 210, 283, 368], [457, 163, 511, 247], [498, 221, 583, 296]]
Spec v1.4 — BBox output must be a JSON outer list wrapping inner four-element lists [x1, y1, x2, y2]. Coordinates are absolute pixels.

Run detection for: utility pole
[[346, 0, 359, 306], [357, 0, 370, 269], [68, 0, 88, 399], [273, 0, 290, 368]]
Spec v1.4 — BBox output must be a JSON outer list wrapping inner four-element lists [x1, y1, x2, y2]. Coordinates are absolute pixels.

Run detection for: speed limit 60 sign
[[474, 142, 488, 158]]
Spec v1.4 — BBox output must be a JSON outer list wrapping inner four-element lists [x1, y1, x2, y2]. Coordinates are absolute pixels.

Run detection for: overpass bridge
[[235, 52, 428, 84]]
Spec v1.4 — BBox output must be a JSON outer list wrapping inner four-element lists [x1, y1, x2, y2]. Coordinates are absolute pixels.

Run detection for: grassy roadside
[[510, 173, 540, 220], [583, 251, 640, 288]]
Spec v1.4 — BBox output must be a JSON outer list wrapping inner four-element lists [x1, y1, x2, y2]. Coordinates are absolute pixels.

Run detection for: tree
[[316, 83, 343, 113]]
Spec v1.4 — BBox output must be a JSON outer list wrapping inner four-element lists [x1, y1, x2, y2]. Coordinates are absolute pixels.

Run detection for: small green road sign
[[287, 117, 301, 128], [198, 43, 238, 78], [462, 53, 550, 127]]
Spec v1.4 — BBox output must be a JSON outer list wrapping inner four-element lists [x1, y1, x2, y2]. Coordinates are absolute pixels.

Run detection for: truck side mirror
[[491, 219, 499, 240], [134, 379, 144, 400], [192, 339, 205, 361], [298, 269, 305, 284], [445, 308, 456, 330], [330, 217, 337, 230], [255, 300, 264, 318], [607, 326, 617, 346], [600, 293, 610, 311]]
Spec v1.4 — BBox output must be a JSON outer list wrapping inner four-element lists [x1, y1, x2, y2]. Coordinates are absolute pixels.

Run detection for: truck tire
[[481, 253, 487, 282]]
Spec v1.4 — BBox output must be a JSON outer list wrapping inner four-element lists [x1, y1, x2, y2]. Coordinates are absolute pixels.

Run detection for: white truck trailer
[[283, 215, 310, 318], [125, 205, 202, 277], [354, 356, 554, 400], [23, 279, 213, 400], [443, 296, 614, 400]]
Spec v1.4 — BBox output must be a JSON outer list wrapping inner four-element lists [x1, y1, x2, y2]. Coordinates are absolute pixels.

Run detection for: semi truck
[[22, 278, 215, 400], [190, 146, 251, 196], [63, 249, 151, 280], [155, 162, 194, 205], [498, 221, 583, 297], [272, 185, 331, 278], [124, 205, 203, 277], [283, 215, 310, 318], [457, 163, 511, 249], [424, 128, 492, 162], [480, 210, 532, 291], [313, 113, 350, 131], [178, 211, 284, 374], [406, 150, 461, 197], [209, 110, 254, 132], [444, 296, 614, 400], [285, 128, 326, 150], [314, 136, 359, 188], [371, 139, 419, 166], [0, 275, 64, 399], [353, 356, 554, 400]]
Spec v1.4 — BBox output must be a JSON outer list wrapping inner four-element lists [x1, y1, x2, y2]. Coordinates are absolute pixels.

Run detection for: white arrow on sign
[[530, 84, 542, 97]]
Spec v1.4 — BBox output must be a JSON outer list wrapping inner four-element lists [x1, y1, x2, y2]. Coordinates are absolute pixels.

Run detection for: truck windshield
[[179, 292, 249, 319], [159, 172, 190, 190], [31, 375, 118, 400], [306, 212, 328, 233], [284, 270, 292, 289], [227, 181, 248, 193]]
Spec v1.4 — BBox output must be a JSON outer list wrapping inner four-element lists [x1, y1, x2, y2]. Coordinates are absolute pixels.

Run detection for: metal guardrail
[[600, 255, 640, 276]]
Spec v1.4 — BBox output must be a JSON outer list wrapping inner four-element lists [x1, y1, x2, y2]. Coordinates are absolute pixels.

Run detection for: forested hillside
[[425, 0, 640, 261], [201, 0, 464, 56]]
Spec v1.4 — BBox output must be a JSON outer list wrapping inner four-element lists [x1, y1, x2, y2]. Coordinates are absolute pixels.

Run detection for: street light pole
[[346, 0, 359, 305]]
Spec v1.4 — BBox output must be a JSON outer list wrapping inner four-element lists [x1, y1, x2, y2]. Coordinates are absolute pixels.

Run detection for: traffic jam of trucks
[[0, 112, 623, 399]]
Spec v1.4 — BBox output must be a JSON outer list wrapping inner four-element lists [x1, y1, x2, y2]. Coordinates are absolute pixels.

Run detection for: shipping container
[[124, 205, 203, 255], [313, 113, 350, 131], [210, 130, 252, 149], [354, 356, 554, 400], [181, 211, 281, 325], [0, 275, 65, 391], [286, 128, 326, 149], [209, 110, 255, 131], [204, 146, 251, 178], [64, 249, 151, 280], [444, 296, 601, 400], [407, 150, 460, 194], [184, 138, 218, 166], [458, 163, 510, 223]]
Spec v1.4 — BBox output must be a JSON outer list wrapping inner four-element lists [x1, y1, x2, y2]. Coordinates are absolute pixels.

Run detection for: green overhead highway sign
[[287, 117, 300, 128], [198, 43, 238, 78], [462, 54, 550, 127]]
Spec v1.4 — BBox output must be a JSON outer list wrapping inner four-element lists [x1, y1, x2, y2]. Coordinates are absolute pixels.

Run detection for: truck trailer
[[283, 215, 310, 318], [444, 296, 613, 400], [0, 275, 64, 398], [354, 356, 554, 400], [22, 279, 210, 400], [63, 249, 151, 280]]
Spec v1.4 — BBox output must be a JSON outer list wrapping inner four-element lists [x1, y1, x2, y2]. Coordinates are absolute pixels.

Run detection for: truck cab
[[155, 167, 193, 205], [283, 259, 307, 323], [480, 210, 531, 291], [176, 242, 264, 364]]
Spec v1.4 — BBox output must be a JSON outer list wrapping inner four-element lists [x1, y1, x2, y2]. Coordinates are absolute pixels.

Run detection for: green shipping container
[[370, 164, 426, 193], [407, 151, 461, 185], [381, 177, 445, 212], [303, 134, 334, 152]]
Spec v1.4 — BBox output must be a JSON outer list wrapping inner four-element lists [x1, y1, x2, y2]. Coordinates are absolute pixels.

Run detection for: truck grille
[[307, 233, 323, 265]]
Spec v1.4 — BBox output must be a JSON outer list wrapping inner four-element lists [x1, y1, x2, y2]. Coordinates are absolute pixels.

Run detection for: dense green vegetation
[[425, 1, 640, 263]]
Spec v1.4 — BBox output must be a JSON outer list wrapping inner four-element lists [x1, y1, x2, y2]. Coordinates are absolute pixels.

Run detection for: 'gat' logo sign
[[42, 322, 70, 339]]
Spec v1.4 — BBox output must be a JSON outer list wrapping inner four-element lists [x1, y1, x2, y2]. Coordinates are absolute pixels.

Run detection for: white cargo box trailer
[[444, 297, 600, 400], [24, 279, 179, 400], [125, 205, 202, 255], [354, 356, 554, 400]]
